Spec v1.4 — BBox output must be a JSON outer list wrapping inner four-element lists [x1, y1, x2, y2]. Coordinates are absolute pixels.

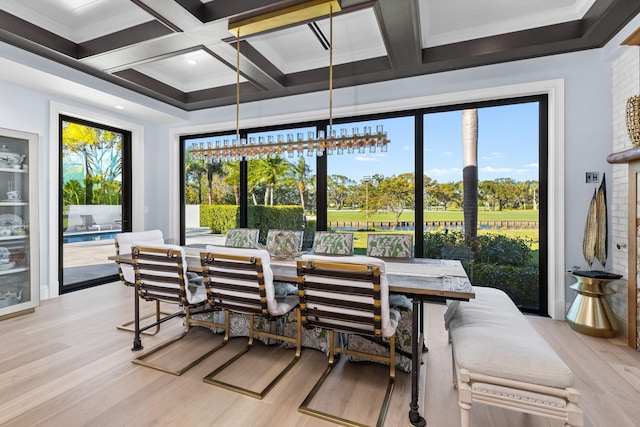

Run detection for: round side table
[[565, 270, 622, 338]]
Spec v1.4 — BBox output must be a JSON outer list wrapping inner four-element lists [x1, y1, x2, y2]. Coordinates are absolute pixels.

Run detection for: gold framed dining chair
[[114, 230, 172, 335], [200, 246, 301, 399], [296, 255, 398, 427], [130, 244, 227, 376]]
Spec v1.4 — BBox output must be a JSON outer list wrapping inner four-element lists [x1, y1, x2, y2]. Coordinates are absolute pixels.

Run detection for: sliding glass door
[[180, 95, 547, 314], [59, 115, 131, 293]]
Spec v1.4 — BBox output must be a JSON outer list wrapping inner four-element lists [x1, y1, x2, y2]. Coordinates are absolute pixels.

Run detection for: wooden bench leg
[[459, 401, 471, 427], [458, 372, 472, 427]]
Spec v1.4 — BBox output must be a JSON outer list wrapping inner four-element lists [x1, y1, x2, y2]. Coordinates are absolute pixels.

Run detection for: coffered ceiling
[[0, 0, 638, 112]]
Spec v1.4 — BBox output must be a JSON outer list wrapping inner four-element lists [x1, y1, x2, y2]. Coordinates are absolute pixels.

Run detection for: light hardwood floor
[[1, 282, 640, 426]]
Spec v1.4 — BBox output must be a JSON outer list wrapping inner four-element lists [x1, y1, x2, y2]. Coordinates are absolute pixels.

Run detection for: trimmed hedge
[[248, 205, 304, 244], [199, 204, 304, 243], [200, 205, 238, 234]]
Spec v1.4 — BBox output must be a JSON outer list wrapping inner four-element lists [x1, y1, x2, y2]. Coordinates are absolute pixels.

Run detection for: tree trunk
[[298, 182, 306, 212], [84, 150, 94, 205], [462, 109, 478, 249]]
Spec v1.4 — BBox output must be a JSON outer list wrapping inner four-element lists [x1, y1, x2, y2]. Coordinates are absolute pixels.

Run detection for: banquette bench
[[445, 286, 584, 427]]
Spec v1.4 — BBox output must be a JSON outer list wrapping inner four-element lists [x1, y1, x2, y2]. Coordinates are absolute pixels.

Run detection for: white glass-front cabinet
[[0, 127, 38, 320]]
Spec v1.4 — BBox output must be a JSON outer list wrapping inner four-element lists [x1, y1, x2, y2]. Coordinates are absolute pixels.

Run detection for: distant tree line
[[185, 154, 538, 217]]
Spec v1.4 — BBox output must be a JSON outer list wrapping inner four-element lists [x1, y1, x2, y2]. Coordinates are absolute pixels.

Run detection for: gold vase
[[566, 271, 622, 338]]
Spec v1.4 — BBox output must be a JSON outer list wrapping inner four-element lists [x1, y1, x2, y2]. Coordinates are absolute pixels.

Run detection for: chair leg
[[118, 295, 172, 335], [202, 309, 302, 399], [299, 331, 395, 427], [132, 306, 228, 376]]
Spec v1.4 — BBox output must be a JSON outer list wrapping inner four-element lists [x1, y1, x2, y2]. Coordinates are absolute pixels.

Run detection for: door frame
[[58, 114, 132, 294]]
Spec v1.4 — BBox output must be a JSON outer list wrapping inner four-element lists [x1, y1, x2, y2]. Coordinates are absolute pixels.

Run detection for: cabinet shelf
[[0, 167, 28, 173], [0, 234, 28, 241], [0, 127, 38, 321], [0, 201, 28, 206], [0, 266, 28, 276]]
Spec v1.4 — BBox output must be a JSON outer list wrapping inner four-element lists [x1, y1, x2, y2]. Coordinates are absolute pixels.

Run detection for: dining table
[[110, 248, 474, 427]]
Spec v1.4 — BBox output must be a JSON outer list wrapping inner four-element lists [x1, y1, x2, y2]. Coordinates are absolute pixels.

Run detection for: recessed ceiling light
[[187, 59, 198, 65], [115, 105, 124, 109]]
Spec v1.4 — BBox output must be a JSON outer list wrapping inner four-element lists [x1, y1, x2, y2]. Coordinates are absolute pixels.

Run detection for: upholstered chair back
[[311, 231, 354, 255]]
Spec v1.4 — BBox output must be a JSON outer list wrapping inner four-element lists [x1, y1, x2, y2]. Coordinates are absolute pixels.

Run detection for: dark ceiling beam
[[113, 69, 188, 102], [173, 0, 213, 22], [187, 82, 263, 107], [130, 0, 183, 32], [78, 21, 174, 58], [176, 0, 281, 23], [374, 0, 421, 69], [0, 10, 78, 58], [580, 0, 640, 44], [423, 21, 584, 65], [234, 40, 286, 88]]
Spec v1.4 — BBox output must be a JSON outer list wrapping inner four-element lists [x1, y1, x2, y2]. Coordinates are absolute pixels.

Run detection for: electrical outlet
[[585, 172, 599, 183]]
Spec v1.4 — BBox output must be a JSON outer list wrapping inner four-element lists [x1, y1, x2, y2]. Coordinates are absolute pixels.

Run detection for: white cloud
[[355, 156, 379, 162], [427, 167, 461, 177], [442, 151, 454, 156], [481, 152, 504, 160], [480, 166, 514, 173], [524, 162, 539, 168]]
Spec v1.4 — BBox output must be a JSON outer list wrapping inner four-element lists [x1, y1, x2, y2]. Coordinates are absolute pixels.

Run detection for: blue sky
[[328, 102, 540, 183], [188, 101, 540, 184]]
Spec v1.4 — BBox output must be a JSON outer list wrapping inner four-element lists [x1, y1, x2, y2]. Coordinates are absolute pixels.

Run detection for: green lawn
[[327, 209, 539, 222], [333, 209, 540, 263]]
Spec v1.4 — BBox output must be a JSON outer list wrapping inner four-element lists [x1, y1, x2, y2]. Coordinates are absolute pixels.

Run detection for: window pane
[[327, 117, 415, 255], [61, 119, 124, 289], [247, 127, 317, 247], [423, 103, 541, 311], [184, 134, 239, 246]]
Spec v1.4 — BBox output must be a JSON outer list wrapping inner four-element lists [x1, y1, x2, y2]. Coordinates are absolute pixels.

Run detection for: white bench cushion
[[448, 286, 574, 389]]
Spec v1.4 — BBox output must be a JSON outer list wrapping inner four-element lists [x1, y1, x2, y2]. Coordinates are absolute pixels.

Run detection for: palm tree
[[252, 156, 290, 205], [185, 156, 207, 204], [62, 122, 121, 205], [222, 162, 241, 205], [461, 109, 478, 248], [287, 157, 312, 213]]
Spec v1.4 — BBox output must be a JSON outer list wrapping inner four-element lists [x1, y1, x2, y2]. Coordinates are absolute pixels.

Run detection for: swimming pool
[[63, 231, 118, 243]]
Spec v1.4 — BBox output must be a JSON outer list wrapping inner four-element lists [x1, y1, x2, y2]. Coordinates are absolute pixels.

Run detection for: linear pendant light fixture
[[190, 0, 389, 162]]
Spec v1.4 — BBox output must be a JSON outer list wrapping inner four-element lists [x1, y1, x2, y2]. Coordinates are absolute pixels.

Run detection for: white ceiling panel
[[248, 8, 387, 74], [420, 0, 597, 48], [2, 0, 152, 43], [133, 49, 246, 93]]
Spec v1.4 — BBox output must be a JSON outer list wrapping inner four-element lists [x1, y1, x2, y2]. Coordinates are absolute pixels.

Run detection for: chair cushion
[[367, 234, 413, 258], [115, 230, 164, 285], [312, 232, 354, 255], [132, 243, 207, 305], [448, 287, 574, 389], [266, 230, 303, 257], [224, 228, 259, 248], [300, 254, 396, 337], [204, 245, 297, 317]]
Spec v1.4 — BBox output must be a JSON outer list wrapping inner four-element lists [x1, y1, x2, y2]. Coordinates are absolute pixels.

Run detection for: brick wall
[[611, 47, 640, 348]]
